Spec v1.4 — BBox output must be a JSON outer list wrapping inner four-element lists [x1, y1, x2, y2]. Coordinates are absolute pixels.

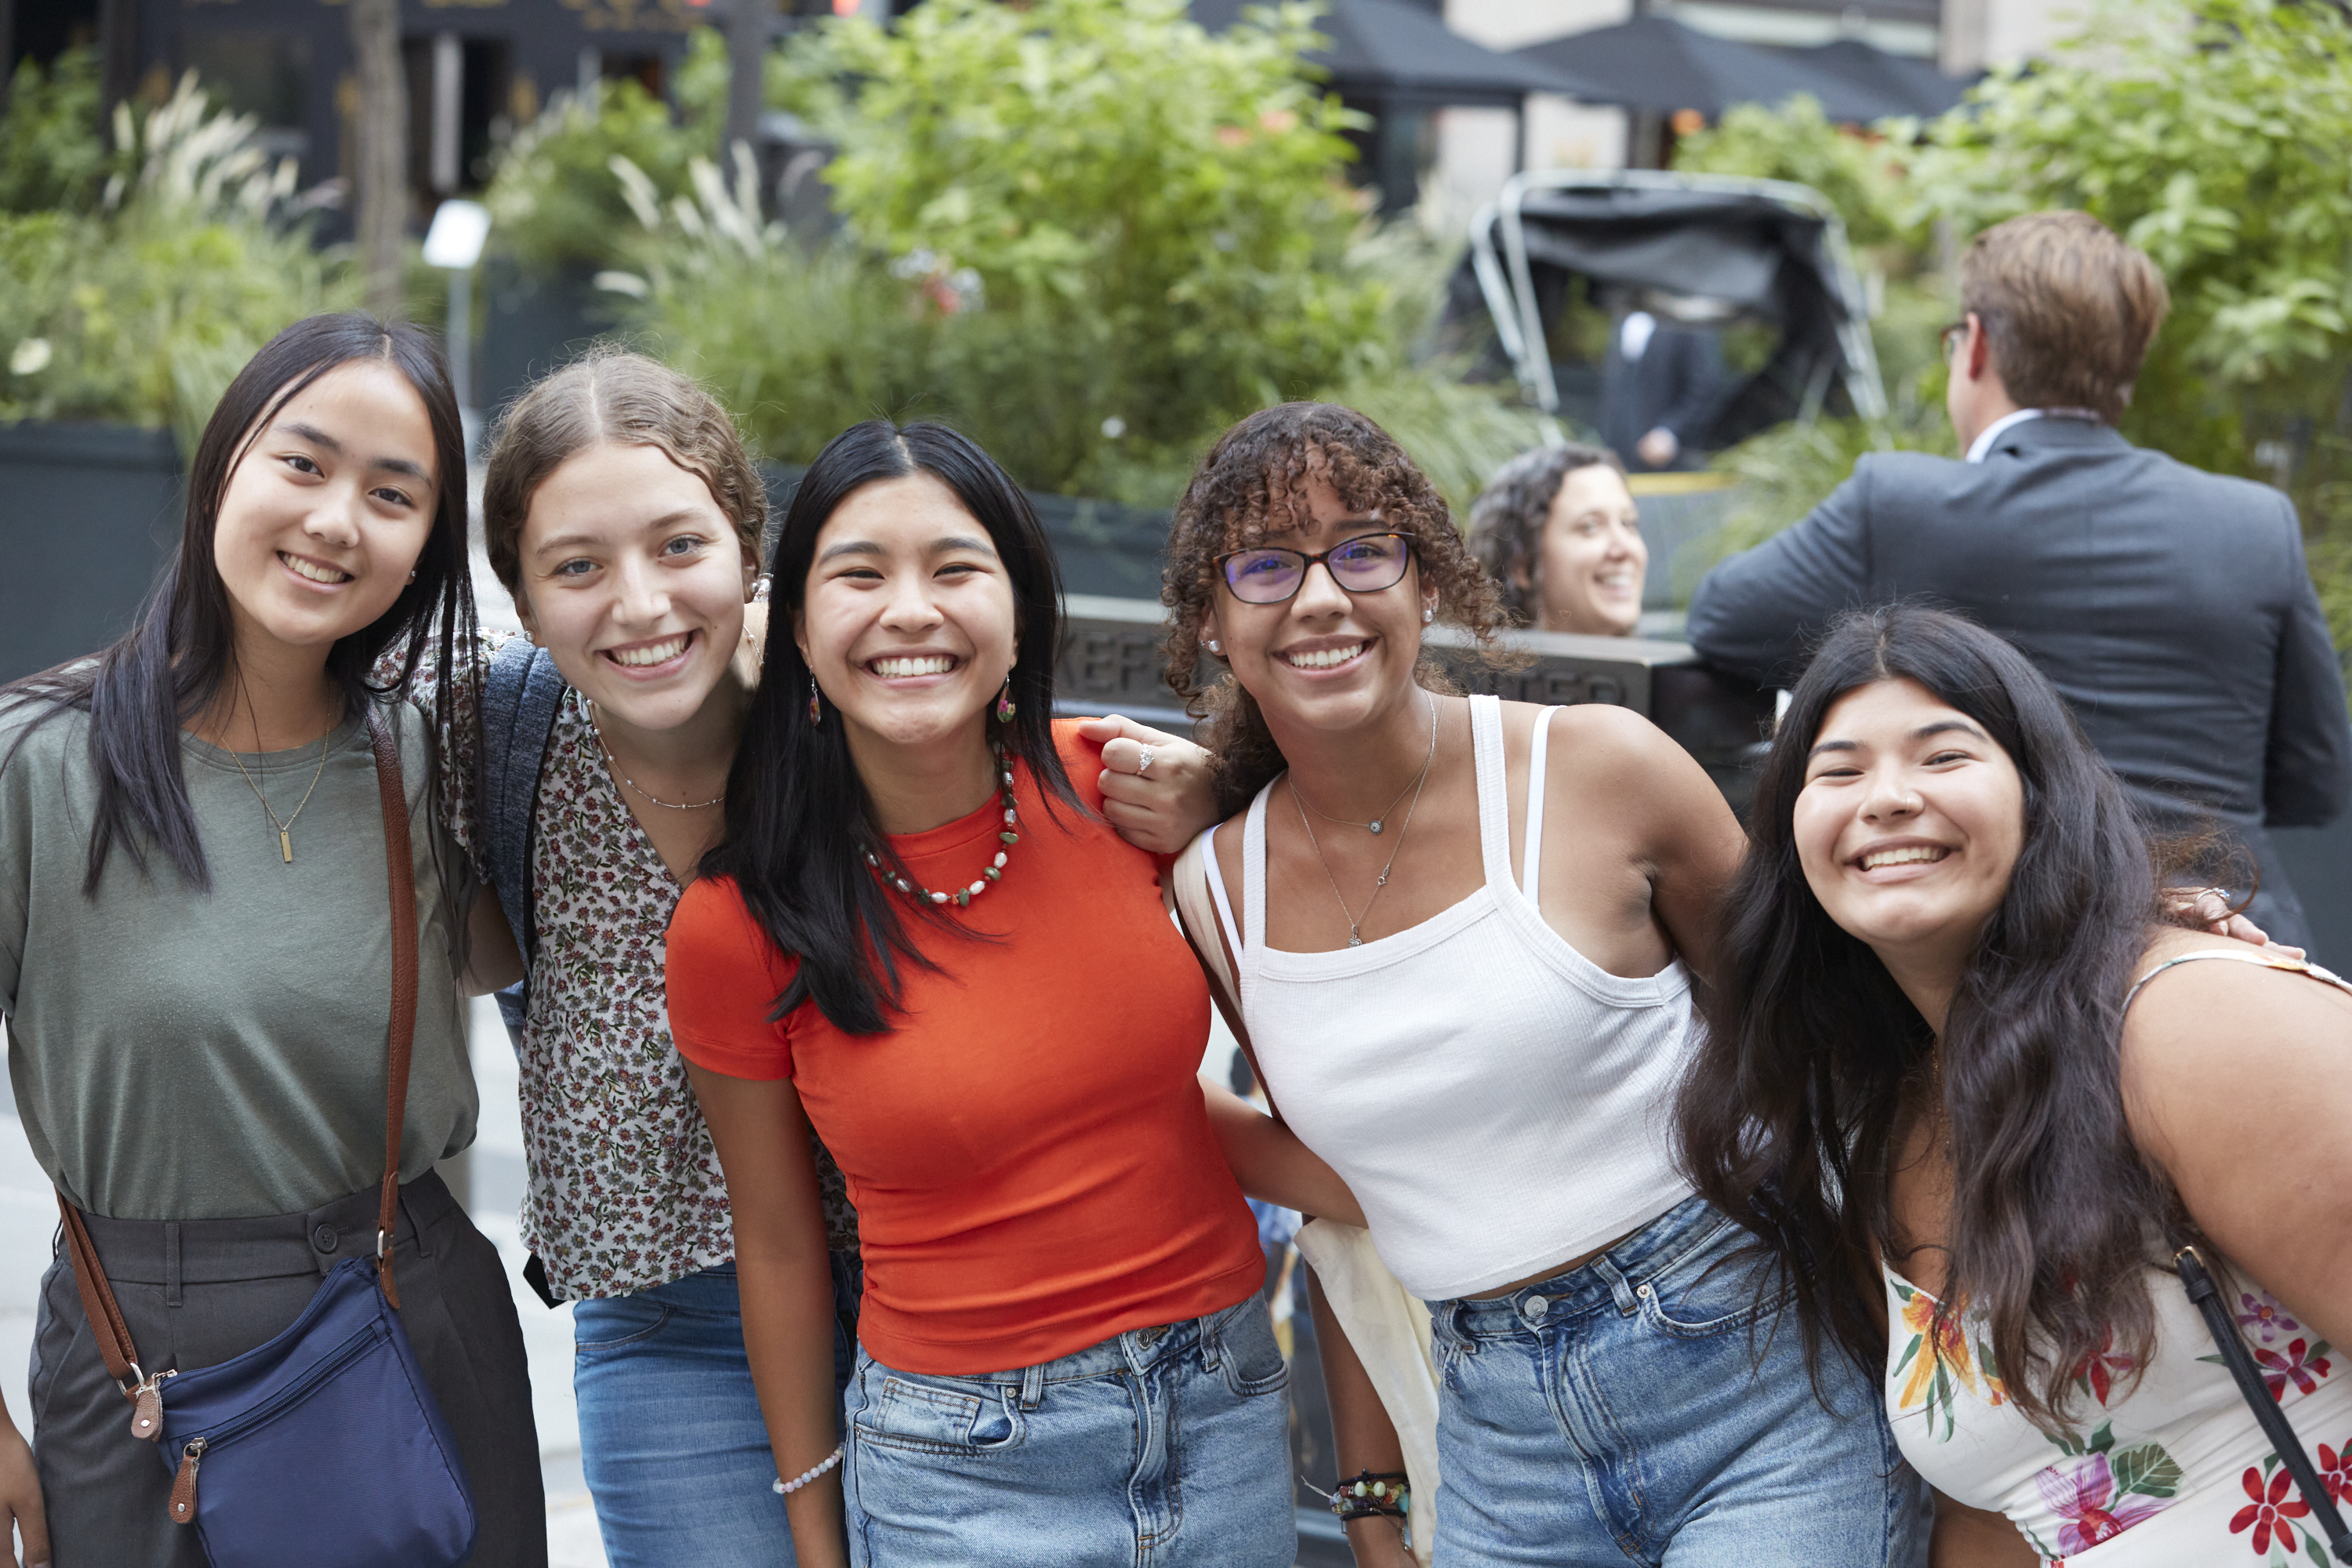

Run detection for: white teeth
[[1281, 643, 1364, 670], [611, 635, 690, 667], [1861, 845, 1948, 870], [873, 655, 954, 678], [280, 553, 350, 584]]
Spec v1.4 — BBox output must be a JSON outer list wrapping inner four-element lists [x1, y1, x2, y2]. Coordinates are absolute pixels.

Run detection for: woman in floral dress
[[1676, 604, 2352, 1566]]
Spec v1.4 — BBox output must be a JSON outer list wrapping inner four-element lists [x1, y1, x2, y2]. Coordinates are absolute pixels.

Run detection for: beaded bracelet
[[771, 1446, 844, 1496], [1324, 1469, 1410, 1523]]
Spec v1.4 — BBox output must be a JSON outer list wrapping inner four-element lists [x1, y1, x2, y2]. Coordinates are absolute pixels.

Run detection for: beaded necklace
[[865, 747, 1020, 909]]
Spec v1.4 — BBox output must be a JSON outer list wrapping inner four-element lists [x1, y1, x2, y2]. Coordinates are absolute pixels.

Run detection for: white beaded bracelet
[[771, 1446, 844, 1496]]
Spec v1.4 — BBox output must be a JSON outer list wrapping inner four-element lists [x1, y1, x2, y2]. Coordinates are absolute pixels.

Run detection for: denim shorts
[[1425, 1196, 1929, 1567], [572, 1252, 862, 1568], [841, 1293, 1295, 1567]]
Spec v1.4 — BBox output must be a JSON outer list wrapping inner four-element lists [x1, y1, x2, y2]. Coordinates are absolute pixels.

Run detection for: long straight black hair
[[1675, 604, 2191, 1432], [1, 313, 477, 893], [702, 420, 1079, 1035]]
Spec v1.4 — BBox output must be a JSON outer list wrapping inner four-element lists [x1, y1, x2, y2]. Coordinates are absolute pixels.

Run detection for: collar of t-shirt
[[1965, 406, 2105, 463]]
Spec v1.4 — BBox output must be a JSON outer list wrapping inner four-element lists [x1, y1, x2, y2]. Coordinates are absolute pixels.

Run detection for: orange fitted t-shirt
[[666, 723, 1264, 1375]]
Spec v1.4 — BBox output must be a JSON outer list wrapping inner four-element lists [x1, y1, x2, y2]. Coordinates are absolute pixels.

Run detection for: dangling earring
[[808, 676, 822, 726], [994, 676, 1017, 724]]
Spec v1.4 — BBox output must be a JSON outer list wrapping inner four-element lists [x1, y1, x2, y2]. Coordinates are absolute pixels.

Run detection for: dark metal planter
[[0, 421, 183, 685]]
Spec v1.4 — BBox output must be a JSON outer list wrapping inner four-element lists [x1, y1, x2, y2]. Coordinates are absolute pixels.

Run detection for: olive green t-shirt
[[0, 699, 477, 1220]]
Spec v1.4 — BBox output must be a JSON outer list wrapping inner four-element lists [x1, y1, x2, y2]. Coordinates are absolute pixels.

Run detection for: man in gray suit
[[1687, 210, 2350, 949]]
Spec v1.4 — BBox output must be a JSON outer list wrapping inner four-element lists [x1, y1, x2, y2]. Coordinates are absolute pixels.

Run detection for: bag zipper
[[162, 1323, 384, 1526]]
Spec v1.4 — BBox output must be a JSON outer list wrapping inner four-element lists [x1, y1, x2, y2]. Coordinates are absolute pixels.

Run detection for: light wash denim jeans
[[572, 1253, 862, 1568], [840, 1293, 1295, 1567], [1425, 1196, 1930, 1567]]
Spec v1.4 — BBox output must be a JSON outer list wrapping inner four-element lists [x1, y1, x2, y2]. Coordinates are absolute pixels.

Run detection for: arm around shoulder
[[1686, 466, 1877, 688]]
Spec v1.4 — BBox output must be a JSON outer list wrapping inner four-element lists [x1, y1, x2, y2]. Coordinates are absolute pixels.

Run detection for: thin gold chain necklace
[[585, 698, 725, 811], [1290, 694, 1439, 946], [223, 731, 332, 865]]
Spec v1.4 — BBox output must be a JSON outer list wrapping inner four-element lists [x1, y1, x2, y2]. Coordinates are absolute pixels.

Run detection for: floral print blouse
[[1885, 1265, 2352, 1566], [416, 632, 857, 1301]]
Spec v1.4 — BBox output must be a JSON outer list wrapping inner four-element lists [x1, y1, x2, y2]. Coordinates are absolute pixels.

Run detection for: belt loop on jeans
[[1591, 1253, 1641, 1316], [1018, 1359, 1045, 1412], [163, 1222, 183, 1308]]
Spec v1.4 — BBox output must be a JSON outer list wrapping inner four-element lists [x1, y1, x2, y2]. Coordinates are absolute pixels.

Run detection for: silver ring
[[1136, 746, 1155, 777]]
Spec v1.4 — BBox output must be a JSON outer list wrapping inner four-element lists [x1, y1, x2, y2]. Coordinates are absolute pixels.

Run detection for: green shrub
[[1, 74, 354, 450], [0, 46, 112, 213], [1672, 94, 1924, 255]]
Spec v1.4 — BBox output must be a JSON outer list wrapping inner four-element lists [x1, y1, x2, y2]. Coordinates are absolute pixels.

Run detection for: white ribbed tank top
[[1203, 694, 1697, 1301]]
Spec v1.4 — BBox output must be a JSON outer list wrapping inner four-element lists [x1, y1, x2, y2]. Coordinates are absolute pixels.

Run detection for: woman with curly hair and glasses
[[1160, 402, 1928, 1567], [1465, 442, 1648, 637]]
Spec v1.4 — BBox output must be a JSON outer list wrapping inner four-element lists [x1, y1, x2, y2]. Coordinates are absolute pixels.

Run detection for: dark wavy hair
[[1675, 603, 2195, 1432], [2, 312, 477, 895], [700, 420, 1080, 1035], [1464, 441, 1624, 626], [1160, 402, 1510, 815]]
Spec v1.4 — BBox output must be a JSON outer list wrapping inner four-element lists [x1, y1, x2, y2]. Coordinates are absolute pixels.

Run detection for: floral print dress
[[416, 631, 857, 1302], [1884, 1265, 2352, 1566]]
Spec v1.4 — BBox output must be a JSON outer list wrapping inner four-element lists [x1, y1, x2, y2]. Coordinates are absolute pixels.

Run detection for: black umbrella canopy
[[1775, 38, 1971, 118], [1190, 0, 1586, 108], [1517, 15, 1899, 122]]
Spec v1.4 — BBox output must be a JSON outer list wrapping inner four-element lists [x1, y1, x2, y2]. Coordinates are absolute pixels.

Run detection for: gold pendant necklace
[[1290, 695, 1439, 946], [227, 732, 332, 865]]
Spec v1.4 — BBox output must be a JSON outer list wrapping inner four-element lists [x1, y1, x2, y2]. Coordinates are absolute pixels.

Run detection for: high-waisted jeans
[[1425, 1196, 1930, 1567], [570, 1251, 862, 1568], [840, 1293, 1295, 1567]]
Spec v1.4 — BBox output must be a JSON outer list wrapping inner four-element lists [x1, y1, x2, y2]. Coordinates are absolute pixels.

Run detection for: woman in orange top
[[667, 420, 1353, 1568]]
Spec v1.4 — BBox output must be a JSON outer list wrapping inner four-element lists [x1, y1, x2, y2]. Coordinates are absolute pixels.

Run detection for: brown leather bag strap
[[56, 1195, 137, 1387], [366, 709, 419, 1311]]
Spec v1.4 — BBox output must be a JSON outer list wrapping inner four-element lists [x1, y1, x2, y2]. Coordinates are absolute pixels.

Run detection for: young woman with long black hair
[[0, 313, 543, 1566], [665, 419, 1356, 1568], [1677, 604, 2352, 1565]]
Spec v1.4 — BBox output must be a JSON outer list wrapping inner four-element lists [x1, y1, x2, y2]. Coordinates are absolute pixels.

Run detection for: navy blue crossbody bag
[[56, 711, 477, 1566]]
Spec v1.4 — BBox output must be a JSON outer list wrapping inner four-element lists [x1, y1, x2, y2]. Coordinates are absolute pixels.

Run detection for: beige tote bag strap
[[1165, 831, 1285, 1119]]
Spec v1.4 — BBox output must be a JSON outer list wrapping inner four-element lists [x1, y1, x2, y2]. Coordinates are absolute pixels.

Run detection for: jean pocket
[[1634, 1223, 1792, 1341], [1211, 1298, 1290, 1399], [855, 1372, 1026, 1456], [572, 1298, 674, 1354]]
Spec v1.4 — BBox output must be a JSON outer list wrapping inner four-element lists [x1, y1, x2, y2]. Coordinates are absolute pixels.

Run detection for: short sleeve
[[666, 876, 800, 1081]]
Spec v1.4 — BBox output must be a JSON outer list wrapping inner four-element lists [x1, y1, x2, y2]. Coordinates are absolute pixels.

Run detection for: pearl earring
[[1421, 608, 1433, 624], [1207, 639, 1221, 655], [406, 570, 416, 583]]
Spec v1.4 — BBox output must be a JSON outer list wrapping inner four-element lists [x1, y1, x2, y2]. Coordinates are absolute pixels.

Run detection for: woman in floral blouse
[[1676, 604, 2352, 1566], [421, 352, 1218, 1567]]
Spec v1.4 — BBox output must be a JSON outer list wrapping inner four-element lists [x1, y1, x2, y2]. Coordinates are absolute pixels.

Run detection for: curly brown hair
[[1162, 402, 1512, 814]]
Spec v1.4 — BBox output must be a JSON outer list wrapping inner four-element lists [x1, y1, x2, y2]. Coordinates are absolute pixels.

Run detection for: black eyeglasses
[[1214, 532, 1415, 604]]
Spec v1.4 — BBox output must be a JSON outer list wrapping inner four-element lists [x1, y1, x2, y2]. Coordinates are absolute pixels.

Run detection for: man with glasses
[[1686, 209, 2350, 950]]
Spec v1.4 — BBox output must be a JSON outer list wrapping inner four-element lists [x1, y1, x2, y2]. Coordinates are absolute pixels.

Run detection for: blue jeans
[[840, 1294, 1295, 1567], [572, 1254, 862, 1568], [1426, 1197, 1929, 1567]]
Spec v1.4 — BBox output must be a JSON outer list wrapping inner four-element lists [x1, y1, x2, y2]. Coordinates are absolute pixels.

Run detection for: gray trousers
[[30, 1171, 547, 1567]]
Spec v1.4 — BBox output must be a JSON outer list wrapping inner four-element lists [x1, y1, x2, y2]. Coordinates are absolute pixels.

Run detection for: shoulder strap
[[1521, 706, 1559, 902], [479, 637, 564, 973], [1164, 830, 1284, 1126], [56, 710, 423, 1436], [2125, 947, 2352, 1014]]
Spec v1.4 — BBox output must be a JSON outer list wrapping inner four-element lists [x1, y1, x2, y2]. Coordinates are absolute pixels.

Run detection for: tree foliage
[[0, 47, 112, 215]]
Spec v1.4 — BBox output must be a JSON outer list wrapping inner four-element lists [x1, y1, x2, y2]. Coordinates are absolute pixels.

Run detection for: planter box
[[0, 422, 182, 685]]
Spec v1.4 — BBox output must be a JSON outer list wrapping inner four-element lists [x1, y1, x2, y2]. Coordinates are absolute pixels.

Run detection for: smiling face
[[514, 441, 758, 733], [1204, 473, 1437, 739], [1794, 677, 2027, 982], [1528, 463, 1646, 636], [210, 359, 440, 658], [796, 472, 1018, 757]]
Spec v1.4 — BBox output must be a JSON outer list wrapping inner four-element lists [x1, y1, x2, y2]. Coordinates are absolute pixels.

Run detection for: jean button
[[1522, 1294, 1548, 1322], [310, 1224, 339, 1254]]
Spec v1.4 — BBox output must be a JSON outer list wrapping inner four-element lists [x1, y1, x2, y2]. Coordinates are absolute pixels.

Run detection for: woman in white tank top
[[1160, 405, 1930, 1568]]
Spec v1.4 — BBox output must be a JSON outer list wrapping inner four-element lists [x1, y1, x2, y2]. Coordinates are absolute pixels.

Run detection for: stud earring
[[406, 569, 417, 583], [1206, 639, 1222, 655], [1422, 608, 1434, 624], [808, 676, 822, 726], [994, 676, 1017, 724]]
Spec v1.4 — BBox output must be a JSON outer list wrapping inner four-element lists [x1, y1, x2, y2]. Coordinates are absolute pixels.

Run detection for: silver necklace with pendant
[[1290, 694, 1439, 946]]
